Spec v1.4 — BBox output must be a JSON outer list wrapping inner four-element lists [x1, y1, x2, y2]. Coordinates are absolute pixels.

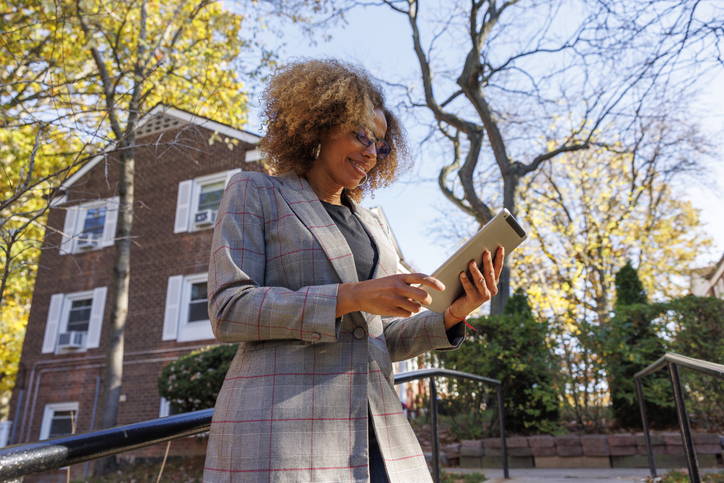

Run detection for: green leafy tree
[[1, 0, 340, 442], [516, 143, 710, 428], [601, 262, 676, 429], [615, 263, 648, 306], [429, 290, 560, 437]]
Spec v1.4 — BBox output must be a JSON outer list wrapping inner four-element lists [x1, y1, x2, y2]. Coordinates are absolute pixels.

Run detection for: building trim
[[59, 104, 261, 192]]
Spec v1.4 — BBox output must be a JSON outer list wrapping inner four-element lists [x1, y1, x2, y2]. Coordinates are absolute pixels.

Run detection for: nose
[[361, 141, 377, 160]]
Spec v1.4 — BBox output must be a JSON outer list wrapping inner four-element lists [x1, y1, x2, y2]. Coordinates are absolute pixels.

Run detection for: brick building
[[7, 105, 266, 479], [7, 104, 420, 480]]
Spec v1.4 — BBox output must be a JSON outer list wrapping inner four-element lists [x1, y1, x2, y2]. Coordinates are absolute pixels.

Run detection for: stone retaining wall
[[448, 432, 723, 469]]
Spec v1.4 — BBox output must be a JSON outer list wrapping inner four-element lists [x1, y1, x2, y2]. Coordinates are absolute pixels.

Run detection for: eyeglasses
[[354, 128, 392, 160]]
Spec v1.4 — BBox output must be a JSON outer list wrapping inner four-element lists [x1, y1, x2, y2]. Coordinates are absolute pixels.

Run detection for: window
[[162, 273, 214, 342], [198, 181, 225, 213], [40, 402, 79, 440], [174, 169, 240, 233], [188, 281, 208, 323], [67, 299, 92, 332], [41, 287, 107, 354], [60, 197, 119, 254]]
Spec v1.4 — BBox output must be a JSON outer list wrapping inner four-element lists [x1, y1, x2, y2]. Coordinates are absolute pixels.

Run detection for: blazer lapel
[[275, 171, 359, 284]]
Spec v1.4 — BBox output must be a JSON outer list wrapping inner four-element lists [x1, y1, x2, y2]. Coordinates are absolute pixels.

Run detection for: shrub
[[157, 343, 238, 413], [600, 262, 677, 429], [428, 289, 560, 437], [668, 295, 724, 431], [599, 292, 724, 430]]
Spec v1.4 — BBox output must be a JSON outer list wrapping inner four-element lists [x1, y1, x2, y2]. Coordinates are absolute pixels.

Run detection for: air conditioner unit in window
[[57, 331, 86, 349], [77, 233, 99, 249], [194, 209, 217, 227]]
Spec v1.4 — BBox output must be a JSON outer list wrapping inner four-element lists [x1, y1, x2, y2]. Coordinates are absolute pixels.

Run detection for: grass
[[648, 469, 724, 483], [439, 471, 487, 483]]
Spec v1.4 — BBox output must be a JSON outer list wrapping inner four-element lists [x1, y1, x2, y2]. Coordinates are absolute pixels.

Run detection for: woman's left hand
[[443, 246, 504, 329]]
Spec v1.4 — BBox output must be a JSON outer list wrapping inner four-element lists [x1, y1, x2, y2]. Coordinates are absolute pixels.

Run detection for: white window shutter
[[42, 294, 64, 353], [101, 197, 119, 248], [174, 180, 193, 233], [86, 287, 107, 349], [60, 208, 79, 255], [225, 169, 241, 188], [163, 275, 184, 340]]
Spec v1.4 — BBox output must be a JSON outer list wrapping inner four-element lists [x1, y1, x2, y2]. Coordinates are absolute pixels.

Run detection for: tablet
[[423, 209, 527, 314]]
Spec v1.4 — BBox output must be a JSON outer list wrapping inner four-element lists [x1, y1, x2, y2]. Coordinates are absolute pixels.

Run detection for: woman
[[204, 59, 503, 483]]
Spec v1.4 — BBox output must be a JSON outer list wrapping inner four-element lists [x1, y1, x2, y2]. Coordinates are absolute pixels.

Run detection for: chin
[[344, 180, 363, 191]]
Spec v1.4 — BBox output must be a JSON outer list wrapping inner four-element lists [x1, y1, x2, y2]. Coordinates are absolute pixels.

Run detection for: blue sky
[[246, 3, 724, 275]]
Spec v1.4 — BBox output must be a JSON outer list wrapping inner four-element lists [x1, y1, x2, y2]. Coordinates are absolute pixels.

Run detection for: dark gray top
[[320, 200, 379, 282]]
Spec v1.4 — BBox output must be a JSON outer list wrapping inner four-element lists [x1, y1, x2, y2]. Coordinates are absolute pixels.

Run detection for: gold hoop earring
[[359, 174, 368, 186]]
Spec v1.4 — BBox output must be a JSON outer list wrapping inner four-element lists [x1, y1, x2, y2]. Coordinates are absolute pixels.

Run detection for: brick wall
[[454, 432, 724, 470]]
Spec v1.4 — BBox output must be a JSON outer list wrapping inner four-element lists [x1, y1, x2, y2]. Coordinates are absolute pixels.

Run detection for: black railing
[[0, 368, 508, 482], [394, 368, 509, 482], [635, 352, 724, 483]]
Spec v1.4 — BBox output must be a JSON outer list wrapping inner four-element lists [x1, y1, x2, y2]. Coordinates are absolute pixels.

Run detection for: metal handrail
[[0, 409, 213, 481], [0, 368, 508, 482], [394, 368, 509, 482], [634, 352, 724, 483]]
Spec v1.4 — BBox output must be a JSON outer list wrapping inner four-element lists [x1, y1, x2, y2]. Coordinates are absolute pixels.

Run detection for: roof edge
[[60, 104, 261, 191]]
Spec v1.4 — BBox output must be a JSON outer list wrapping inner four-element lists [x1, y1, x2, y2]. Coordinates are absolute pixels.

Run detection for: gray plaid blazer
[[203, 171, 464, 482]]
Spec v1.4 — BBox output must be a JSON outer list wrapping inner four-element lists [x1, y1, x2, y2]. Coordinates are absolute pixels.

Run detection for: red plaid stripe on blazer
[[203, 171, 464, 482]]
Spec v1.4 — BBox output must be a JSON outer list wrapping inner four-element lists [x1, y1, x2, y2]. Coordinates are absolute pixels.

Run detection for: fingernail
[[461, 273, 467, 279]]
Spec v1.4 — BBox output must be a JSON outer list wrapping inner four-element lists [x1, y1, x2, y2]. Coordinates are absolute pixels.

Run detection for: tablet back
[[424, 209, 527, 314]]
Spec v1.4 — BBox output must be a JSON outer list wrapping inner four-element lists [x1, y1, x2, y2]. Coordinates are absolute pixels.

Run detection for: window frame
[[163, 273, 214, 342], [42, 288, 107, 354], [189, 172, 228, 233], [56, 290, 94, 354], [177, 273, 213, 342], [174, 169, 240, 234], [60, 196, 119, 255], [40, 402, 79, 440]]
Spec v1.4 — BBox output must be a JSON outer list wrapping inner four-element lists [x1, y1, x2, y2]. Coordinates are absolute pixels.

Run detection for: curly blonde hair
[[259, 58, 411, 201]]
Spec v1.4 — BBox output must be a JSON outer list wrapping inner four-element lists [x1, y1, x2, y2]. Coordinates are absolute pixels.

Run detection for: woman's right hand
[[336, 273, 445, 318]]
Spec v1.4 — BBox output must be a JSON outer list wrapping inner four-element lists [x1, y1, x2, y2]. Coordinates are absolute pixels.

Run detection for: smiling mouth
[[349, 159, 368, 175]]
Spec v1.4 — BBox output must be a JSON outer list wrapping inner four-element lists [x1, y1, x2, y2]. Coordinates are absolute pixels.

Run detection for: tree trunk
[[94, 144, 134, 475], [490, 171, 520, 315]]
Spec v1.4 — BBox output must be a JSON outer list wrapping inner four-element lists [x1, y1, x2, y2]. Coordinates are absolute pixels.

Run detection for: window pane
[[67, 299, 92, 332], [190, 282, 207, 301], [48, 410, 75, 438], [188, 301, 208, 323], [188, 282, 208, 323], [198, 182, 225, 212], [82, 206, 107, 237]]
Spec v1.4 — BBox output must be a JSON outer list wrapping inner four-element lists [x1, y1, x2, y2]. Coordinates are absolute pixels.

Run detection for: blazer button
[[353, 327, 366, 340], [311, 332, 321, 341]]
